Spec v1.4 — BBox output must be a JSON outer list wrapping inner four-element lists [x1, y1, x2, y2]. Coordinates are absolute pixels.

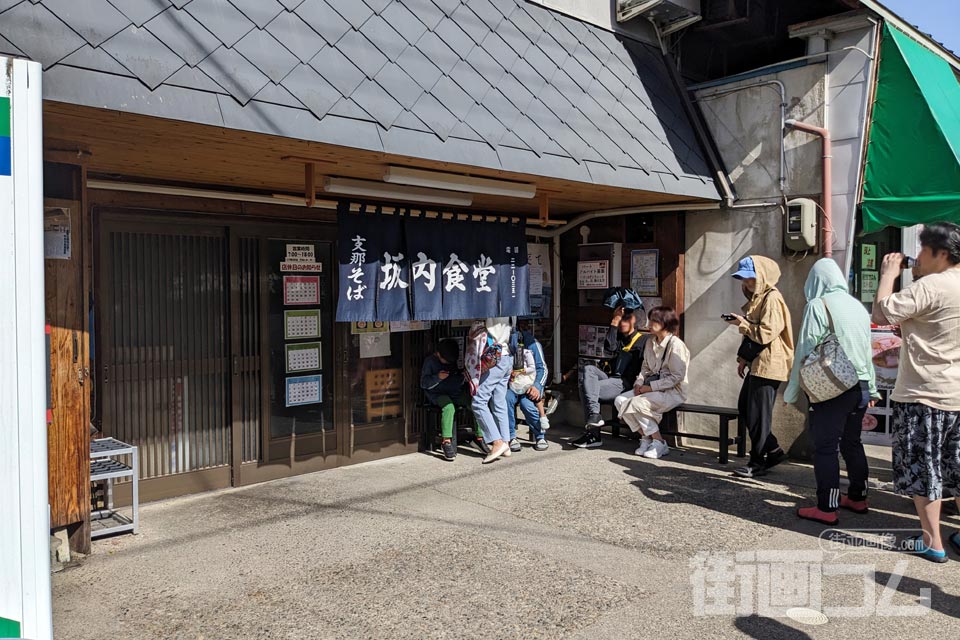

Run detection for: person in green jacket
[[784, 258, 880, 525]]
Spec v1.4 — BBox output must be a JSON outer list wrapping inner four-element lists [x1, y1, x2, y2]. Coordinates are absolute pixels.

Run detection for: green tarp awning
[[861, 24, 960, 234]]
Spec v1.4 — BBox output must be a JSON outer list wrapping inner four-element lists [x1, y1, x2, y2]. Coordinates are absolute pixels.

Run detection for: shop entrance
[[96, 211, 345, 501]]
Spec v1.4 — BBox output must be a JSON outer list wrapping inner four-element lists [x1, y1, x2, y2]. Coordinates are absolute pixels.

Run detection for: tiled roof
[[0, 0, 717, 199]]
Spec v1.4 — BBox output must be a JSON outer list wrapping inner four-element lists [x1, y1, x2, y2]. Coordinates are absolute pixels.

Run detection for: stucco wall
[[682, 23, 877, 456]]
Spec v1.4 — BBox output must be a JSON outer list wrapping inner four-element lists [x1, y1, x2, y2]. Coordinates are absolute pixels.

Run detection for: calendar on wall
[[285, 374, 322, 407], [284, 309, 321, 339], [283, 275, 320, 305], [286, 342, 322, 373]]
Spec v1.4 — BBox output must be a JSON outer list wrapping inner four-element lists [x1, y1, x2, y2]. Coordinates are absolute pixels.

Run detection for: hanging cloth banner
[[335, 202, 378, 322], [375, 208, 411, 322], [405, 215, 443, 321], [498, 222, 529, 317], [336, 207, 529, 321]]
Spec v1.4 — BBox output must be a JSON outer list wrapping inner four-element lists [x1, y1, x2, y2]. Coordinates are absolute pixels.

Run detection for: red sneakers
[[797, 506, 840, 525], [839, 496, 869, 514]]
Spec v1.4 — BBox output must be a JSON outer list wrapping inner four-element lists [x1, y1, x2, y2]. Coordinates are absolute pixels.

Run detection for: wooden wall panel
[[44, 196, 91, 553]]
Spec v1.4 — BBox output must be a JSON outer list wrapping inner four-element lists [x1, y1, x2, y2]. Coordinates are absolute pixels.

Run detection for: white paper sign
[[360, 333, 391, 359], [577, 260, 609, 289]]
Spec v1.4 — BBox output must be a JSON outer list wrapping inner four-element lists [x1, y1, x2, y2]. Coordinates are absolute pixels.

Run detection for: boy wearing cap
[[725, 256, 795, 477], [571, 306, 647, 449]]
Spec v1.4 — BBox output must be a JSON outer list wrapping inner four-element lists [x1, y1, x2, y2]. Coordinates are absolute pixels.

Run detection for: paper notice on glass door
[[360, 333, 391, 359]]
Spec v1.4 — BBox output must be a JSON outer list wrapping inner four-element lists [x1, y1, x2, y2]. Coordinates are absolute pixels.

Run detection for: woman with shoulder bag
[[615, 307, 690, 459], [726, 256, 795, 478], [466, 317, 515, 464], [784, 259, 879, 525]]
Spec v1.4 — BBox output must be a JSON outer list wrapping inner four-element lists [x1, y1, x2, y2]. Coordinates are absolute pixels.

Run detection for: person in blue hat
[[726, 255, 795, 478]]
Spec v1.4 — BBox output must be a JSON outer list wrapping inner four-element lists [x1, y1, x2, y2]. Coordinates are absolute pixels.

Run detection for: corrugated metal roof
[[0, 0, 717, 199]]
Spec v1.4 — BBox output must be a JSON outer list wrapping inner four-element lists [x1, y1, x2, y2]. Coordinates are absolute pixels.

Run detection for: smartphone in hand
[[721, 313, 737, 321]]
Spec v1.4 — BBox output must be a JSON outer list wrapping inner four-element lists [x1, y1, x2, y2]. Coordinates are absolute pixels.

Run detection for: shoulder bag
[[799, 299, 860, 403]]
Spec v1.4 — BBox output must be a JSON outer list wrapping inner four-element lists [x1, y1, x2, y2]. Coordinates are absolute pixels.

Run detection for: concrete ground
[[54, 425, 960, 640]]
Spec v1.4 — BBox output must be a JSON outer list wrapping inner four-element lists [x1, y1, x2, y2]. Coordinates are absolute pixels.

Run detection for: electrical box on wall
[[784, 198, 818, 253], [577, 243, 622, 306]]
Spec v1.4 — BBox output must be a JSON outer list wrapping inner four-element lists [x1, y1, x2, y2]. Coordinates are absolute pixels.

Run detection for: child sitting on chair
[[421, 339, 488, 461]]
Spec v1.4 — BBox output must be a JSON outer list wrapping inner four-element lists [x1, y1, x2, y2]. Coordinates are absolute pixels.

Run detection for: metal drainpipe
[[786, 119, 833, 258], [551, 235, 562, 384], [694, 80, 788, 194]]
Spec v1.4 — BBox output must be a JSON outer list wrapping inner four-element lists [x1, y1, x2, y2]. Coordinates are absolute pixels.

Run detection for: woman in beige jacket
[[615, 307, 689, 459], [725, 256, 795, 478]]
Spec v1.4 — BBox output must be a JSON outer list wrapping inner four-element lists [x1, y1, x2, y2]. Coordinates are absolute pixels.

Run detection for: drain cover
[[785, 607, 829, 626]]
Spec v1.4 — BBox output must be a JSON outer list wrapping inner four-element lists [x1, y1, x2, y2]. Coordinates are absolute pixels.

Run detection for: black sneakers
[[764, 449, 787, 470], [472, 437, 490, 455], [571, 431, 603, 449], [441, 440, 456, 461], [733, 462, 768, 478], [586, 413, 605, 428]]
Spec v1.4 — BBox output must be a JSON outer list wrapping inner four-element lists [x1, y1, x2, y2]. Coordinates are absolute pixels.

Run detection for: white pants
[[615, 392, 661, 436]]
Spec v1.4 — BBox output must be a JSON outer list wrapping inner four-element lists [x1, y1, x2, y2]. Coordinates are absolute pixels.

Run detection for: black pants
[[810, 385, 869, 512], [738, 373, 782, 464]]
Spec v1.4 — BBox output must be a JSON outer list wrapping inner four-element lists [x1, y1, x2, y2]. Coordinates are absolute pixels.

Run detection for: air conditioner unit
[[617, 0, 702, 35]]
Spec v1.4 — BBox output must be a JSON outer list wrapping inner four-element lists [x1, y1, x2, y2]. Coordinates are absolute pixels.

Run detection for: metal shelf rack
[[90, 438, 139, 539]]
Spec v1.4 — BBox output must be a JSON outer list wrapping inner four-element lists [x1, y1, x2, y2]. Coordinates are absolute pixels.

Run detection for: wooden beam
[[304, 162, 316, 207], [539, 194, 550, 227]]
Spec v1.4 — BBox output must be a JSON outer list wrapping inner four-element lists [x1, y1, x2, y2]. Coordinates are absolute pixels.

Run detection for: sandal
[[904, 535, 948, 564]]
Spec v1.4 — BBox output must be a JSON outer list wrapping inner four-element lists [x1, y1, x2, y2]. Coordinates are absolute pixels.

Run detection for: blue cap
[[732, 257, 756, 280]]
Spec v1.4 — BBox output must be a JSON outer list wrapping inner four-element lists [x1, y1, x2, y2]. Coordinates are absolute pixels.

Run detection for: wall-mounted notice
[[360, 333, 391, 359], [284, 309, 321, 340], [283, 275, 320, 305], [286, 342, 322, 373], [390, 320, 432, 332], [631, 249, 659, 296], [861, 271, 879, 302], [861, 244, 877, 270], [43, 207, 71, 260], [286, 374, 322, 407], [351, 321, 389, 334], [281, 243, 322, 272], [577, 260, 609, 289]]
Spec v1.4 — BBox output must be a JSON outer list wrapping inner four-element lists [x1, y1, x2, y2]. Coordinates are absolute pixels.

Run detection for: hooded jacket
[[737, 255, 795, 381], [784, 259, 879, 404]]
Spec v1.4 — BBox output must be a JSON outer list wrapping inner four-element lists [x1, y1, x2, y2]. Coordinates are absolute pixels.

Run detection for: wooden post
[[304, 162, 316, 207]]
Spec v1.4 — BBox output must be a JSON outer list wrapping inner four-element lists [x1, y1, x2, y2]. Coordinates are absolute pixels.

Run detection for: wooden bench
[[603, 401, 744, 464], [661, 404, 744, 465]]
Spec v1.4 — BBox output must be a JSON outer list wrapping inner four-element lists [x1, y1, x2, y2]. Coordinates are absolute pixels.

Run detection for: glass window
[[349, 331, 404, 425]]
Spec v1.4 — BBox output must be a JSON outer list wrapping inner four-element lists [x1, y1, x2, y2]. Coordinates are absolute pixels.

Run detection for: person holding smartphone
[[725, 256, 795, 478]]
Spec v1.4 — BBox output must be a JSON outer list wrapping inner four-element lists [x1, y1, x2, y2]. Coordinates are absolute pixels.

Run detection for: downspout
[[786, 119, 833, 258], [551, 236, 562, 384]]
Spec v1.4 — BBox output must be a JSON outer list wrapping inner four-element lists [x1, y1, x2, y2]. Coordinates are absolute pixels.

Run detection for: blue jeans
[[507, 389, 544, 441], [472, 354, 513, 444]]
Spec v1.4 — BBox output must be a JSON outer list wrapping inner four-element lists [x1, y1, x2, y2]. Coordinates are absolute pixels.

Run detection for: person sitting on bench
[[615, 306, 690, 459], [571, 306, 646, 449], [421, 339, 487, 461]]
